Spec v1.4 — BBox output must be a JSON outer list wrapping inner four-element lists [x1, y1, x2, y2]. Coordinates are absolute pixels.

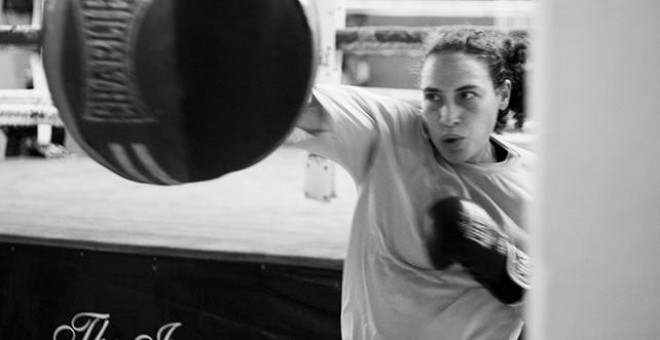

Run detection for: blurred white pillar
[[531, 0, 660, 339], [301, 0, 345, 202]]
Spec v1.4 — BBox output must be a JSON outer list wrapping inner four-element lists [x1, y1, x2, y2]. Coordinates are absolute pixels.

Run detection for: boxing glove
[[427, 197, 531, 304]]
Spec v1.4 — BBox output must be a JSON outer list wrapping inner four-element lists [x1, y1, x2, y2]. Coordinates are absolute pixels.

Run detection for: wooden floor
[[0, 147, 357, 269]]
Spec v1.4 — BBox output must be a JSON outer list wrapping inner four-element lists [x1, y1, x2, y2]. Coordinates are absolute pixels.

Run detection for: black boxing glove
[[427, 197, 531, 304]]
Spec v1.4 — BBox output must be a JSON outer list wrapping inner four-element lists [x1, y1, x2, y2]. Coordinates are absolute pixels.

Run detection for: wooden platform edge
[[0, 234, 345, 271]]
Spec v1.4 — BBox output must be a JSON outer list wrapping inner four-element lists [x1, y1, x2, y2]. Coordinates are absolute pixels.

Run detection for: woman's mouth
[[441, 135, 464, 145]]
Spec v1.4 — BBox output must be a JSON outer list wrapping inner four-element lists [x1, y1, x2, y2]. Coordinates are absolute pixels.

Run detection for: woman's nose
[[438, 103, 460, 127]]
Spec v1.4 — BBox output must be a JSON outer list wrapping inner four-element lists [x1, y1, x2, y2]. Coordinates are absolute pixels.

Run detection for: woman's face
[[420, 52, 510, 164]]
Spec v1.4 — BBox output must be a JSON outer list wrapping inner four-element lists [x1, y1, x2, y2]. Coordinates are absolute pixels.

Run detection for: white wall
[[532, 0, 660, 339]]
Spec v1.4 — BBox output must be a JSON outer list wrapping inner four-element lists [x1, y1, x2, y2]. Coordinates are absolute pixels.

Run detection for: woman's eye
[[459, 92, 477, 101], [424, 93, 441, 102]]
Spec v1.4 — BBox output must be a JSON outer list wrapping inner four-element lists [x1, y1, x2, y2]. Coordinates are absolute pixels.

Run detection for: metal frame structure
[[0, 0, 533, 128]]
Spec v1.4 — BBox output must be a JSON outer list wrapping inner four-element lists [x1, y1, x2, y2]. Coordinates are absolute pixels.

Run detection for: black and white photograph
[[0, 0, 658, 339]]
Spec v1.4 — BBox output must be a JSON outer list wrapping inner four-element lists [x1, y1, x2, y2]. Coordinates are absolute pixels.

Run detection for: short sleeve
[[293, 85, 417, 181]]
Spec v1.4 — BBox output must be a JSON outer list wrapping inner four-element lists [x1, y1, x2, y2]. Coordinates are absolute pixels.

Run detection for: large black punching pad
[[42, 0, 314, 185]]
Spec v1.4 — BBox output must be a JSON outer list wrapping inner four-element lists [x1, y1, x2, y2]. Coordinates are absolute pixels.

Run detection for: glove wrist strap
[[506, 244, 531, 289]]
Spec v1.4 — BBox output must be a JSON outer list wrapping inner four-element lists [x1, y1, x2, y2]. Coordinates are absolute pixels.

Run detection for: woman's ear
[[498, 79, 512, 111]]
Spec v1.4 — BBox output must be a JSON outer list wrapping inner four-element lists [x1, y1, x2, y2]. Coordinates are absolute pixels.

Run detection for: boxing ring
[[0, 147, 355, 339], [0, 0, 533, 339], [0, 147, 355, 266]]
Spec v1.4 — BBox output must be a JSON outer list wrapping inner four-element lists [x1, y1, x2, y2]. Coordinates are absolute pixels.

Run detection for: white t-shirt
[[294, 85, 532, 340]]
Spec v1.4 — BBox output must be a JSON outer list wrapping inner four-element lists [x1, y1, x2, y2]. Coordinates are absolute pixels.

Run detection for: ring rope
[[0, 25, 40, 50], [0, 104, 62, 126], [0, 89, 50, 105], [0, 25, 433, 53], [336, 26, 431, 54]]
